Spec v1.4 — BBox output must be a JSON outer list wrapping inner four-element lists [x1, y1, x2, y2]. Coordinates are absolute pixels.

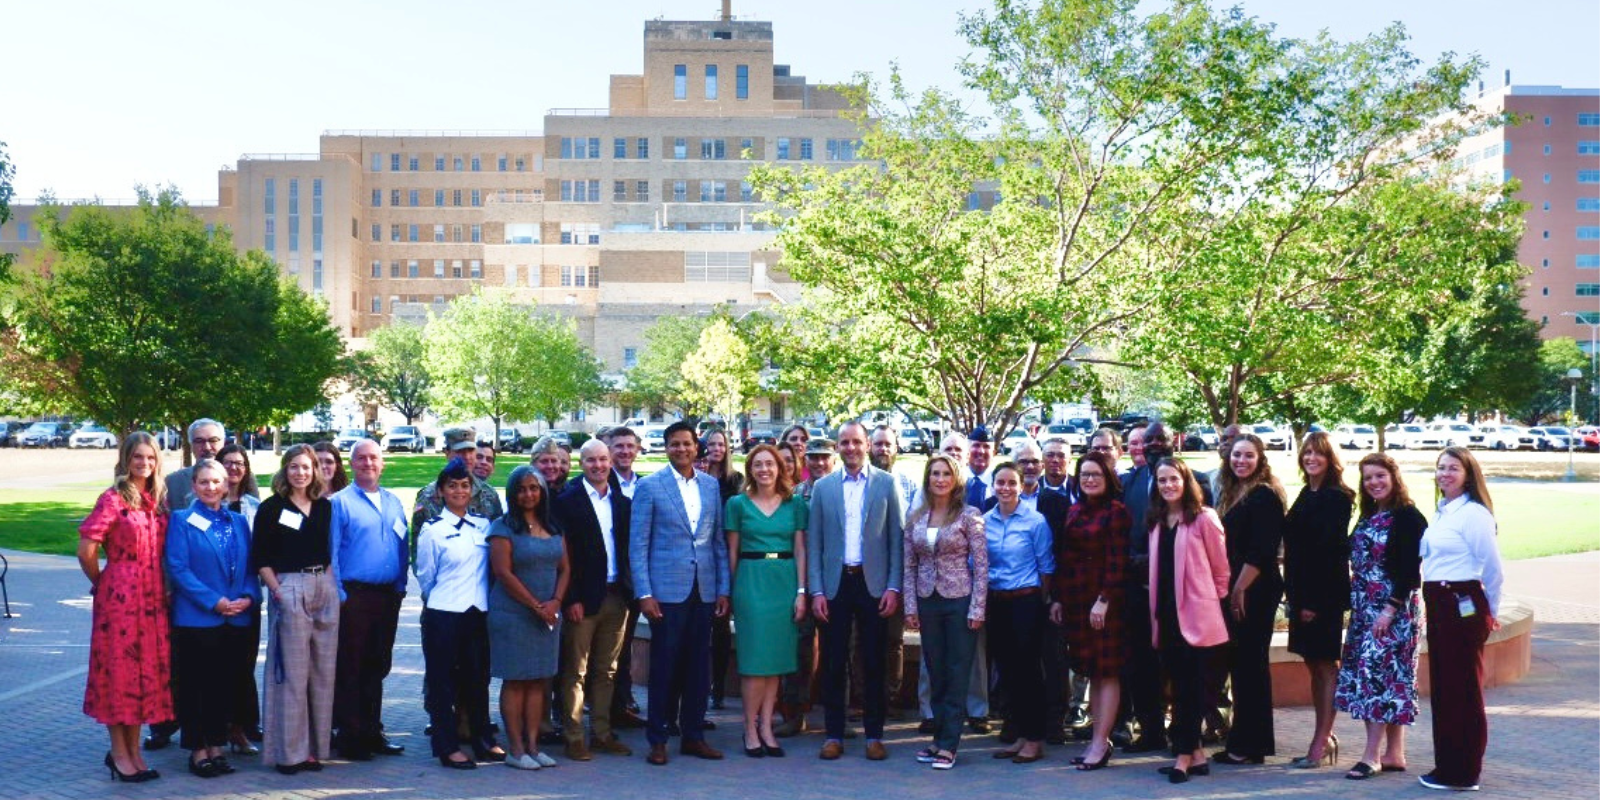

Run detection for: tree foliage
[[425, 289, 605, 438], [0, 187, 345, 441], [622, 313, 711, 416], [680, 318, 762, 421], [1516, 337, 1590, 426], [0, 141, 13, 283], [351, 322, 432, 424]]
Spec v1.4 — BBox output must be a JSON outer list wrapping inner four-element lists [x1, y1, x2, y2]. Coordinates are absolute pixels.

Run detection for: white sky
[[5, 0, 1597, 202]]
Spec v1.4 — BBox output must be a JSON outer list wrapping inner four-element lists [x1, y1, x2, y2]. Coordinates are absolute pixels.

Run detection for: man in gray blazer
[[629, 421, 730, 766], [807, 421, 904, 761]]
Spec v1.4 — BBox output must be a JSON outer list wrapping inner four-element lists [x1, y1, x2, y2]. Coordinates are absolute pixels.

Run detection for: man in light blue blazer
[[629, 421, 730, 766], [807, 421, 904, 761]]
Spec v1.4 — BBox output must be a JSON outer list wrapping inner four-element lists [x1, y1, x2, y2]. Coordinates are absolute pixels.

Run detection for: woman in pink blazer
[[1146, 458, 1230, 784]]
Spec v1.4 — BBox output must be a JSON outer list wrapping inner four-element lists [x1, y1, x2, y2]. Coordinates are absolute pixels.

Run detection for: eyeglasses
[[192, 437, 223, 447], [1089, 445, 1115, 453], [1016, 458, 1041, 465], [221, 460, 248, 469]]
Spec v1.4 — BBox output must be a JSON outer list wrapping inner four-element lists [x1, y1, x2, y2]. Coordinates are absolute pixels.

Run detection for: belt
[[344, 580, 398, 593], [1424, 580, 1481, 590], [300, 565, 329, 574], [989, 586, 1040, 600], [741, 551, 794, 560], [842, 564, 864, 575]]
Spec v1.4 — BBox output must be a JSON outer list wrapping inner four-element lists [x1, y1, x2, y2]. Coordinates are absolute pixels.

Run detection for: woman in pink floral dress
[[78, 432, 172, 782]]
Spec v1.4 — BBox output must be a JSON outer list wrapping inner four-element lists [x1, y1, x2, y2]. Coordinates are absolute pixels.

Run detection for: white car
[[334, 428, 368, 451], [1039, 423, 1087, 453], [69, 423, 117, 449], [641, 425, 667, 454], [1384, 423, 1426, 449], [1527, 426, 1574, 451], [1333, 424, 1377, 450], [1408, 425, 1448, 449], [381, 425, 426, 453], [1250, 424, 1290, 451], [1187, 425, 1220, 449], [1427, 422, 1484, 449], [1479, 425, 1535, 451], [999, 429, 1038, 456]]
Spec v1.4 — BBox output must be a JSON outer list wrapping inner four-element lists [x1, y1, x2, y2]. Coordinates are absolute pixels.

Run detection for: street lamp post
[[1566, 367, 1583, 481], [1561, 312, 1600, 425]]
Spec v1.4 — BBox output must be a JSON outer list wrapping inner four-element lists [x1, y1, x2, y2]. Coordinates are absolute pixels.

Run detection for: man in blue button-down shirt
[[329, 439, 410, 760]]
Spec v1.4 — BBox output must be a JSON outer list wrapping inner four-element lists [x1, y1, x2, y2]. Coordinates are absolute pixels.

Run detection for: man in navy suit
[[807, 421, 904, 761], [629, 422, 730, 766]]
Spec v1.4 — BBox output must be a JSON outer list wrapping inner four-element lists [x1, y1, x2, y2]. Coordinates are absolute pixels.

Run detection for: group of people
[[78, 414, 1505, 792]]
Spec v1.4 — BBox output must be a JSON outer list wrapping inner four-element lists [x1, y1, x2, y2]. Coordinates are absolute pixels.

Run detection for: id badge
[[1455, 593, 1476, 618]]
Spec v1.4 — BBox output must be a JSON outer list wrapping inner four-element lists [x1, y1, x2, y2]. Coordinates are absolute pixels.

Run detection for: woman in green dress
[[726, 444, 809, 758]]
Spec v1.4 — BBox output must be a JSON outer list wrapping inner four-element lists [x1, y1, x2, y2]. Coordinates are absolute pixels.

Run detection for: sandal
[[915, 747, 938, 764], [930, 752, 956, 770], [1346, 761, 1378, 780]]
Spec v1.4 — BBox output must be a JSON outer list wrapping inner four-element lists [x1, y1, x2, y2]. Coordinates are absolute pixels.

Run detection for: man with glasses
[[1039, 439, 1076, 500]]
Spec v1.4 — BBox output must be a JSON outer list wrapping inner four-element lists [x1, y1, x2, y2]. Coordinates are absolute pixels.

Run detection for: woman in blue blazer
[[165, 458, 260, 779]]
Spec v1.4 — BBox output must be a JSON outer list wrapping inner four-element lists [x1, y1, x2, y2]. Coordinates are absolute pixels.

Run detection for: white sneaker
[[532, 751, 558, 768], [506, 753, 540, 770]]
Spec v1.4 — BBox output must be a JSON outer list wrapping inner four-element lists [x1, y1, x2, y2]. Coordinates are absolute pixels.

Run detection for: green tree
[[0, 187, 344, 448], [1516, 338, 1589, 426], [352, 322, 432, 424], [623, 314, 711, 415], [0, 141, 13, 282], [426, 289, 606, 439], [680, 318, 762, 421]]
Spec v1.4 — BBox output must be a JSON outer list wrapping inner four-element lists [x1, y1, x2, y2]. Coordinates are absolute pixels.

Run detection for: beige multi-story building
[[1442, 83, 1600, 353], [1, 5, 866, 428]]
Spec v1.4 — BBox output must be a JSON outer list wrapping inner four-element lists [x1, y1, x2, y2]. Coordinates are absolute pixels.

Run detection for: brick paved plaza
[[0, 549, 1594, 800]]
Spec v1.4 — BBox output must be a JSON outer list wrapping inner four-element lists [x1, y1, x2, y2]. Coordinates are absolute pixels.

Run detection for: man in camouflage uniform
[[412, 427, 505, 546]]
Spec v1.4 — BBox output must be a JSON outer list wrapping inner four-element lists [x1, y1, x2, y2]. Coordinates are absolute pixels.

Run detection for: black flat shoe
[[301, 760, 323, 772], [188, 758, 219, 778], [1188, 763, 1210, 776], [1159, 766, 1190, 784], [372, 738, 406, 756], [762, 741, 786, 758], [439, 755, 477, 770], [211, 755, 236, 774], [1213, 751, 1264, 765], [142, 732, 173, 751], [274, 763, 304, 776], [744, 745, 766, 758]]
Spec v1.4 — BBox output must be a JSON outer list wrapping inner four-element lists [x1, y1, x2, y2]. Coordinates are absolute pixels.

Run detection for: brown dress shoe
[[865, 741, 888, 761], [680, 740, 724, 760], [646, 743, 668, 766], [564, 743, 593, 762], [592, 736, 633, 756], [819, 740, 844, 760]]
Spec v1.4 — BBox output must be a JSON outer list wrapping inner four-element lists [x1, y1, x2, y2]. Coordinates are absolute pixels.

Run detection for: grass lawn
[[3, 452, 1595, 561]]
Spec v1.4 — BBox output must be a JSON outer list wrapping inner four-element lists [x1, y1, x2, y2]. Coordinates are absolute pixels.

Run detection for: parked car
[[381, 425, 426, 453], [743, 428, 779, 454], [494, 427, 524, 453], [999, 428, 1037, 456], [69, 423, 117, 449], [547, 430, 573, 447], [641, 425, 668, 454], [1250, 424, 1290, 451], [1066, 417, 1097, 434], [1476, 425, 1527, 451], [1186, 425, 1220, 450], [897, 426, 931, 454], [1334, 424, 1378, 450], [1527, 426, 1574, 451], [807, 426, 828, 441], [334, 428, 369, 452], [1038, 423, 1087, 453], [1383, 423, 1426, 449], [1407, 425, 1448, 449], [17, 421, 72, 448], [1426, 422, 1484, 449], [1576, 425, 1600, 453], [0, 421, 29, 447]]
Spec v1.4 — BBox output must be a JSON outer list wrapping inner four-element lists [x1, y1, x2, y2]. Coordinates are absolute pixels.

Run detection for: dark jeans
[[334, 584, 402, 752], [174, 624, 254, 751], [918, 594, 977, 752], [987, 589, 1047, 741], [1120, 573, 1166, 741], [820, 571, 887, 740], [1424, 581, 1492, 787], [421, 607, 492, 757], [1223, 578, 1280, 757], [1161, 639, 1221, 754], [646, 593, 713, 746]]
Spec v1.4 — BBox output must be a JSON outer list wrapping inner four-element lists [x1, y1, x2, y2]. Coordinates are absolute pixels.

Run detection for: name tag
[[393, 519, 408, 539], [472, 530, 488, 547], [278, 509, 303, 530], [189, 514, 212, 532], [1456, 593, 1476, 618]]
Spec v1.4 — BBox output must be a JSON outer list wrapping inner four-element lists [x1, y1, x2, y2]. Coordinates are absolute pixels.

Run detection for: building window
[[435, 156, 446, 171], [371, 260, 382, 278], [673, 180, 687, 202], [453, 156, 464, 171], [1543, 230, 1551, 239], [471, 225, 482, 243], [1583, 170, 1600, 184], [391, 154, 401, 171], [1579, 198, 1600, 212], [1579, 227, 1600, 240], [433, 259, 445, 278], [741, 180, 754, 202], [370, 153, 382, 171], [264, 178, 276, 213], [740, 137, 754, 157], [674, 138, 687, 160], [453, 189, 462, 207], [560, 180, 601, 202], [516, 157, 526, 171], [560, 265, 599, 287], [1580, 113, 1600, 126], [452, 260, 464, 278], [434, 189, 445, 206], [1581, 141, 1600, 155], [264, 220, 275, 253], [434, 224, 445, 243], [560, 138, 602, 159], [390, 189, 401, 206], [370, 189, 381, 207], [615, 180, 628, 202], [705, 64, 718, 100], [827, 139, 859, 161], [390, 296, 400, 312], [453, 224, 463, 243], [471, 189, 482, 207], [1542, 287, 1549, 295], [288, 217, 300, 252], [404, 156, 416, 172], [470, 259, 482, 279], [390, 224, 401, 242], [1578, 312, 1600, 325], [1545, 144, 1554, 155], [701, 138, 726, 159], [312, 259, 323, 292], [637, 180, 650, 201], [408, 260, 420, 278], [637, 137, 649, 159], [624, 347, 638, 369], [370, 223, 381, 242], [408, 225, 420, 243], [560, 223, 600, 244], [371, 296, 382, 314], [391, 261, 401, 278], [1578, 254, 1600, 268], [777, 138, 791, 160], [736, 64, 749, 99], [471, 156, 481, 171], [1577, 284, 1600, 297], [498, 155, 508, 171], [409, 190, 420, 207], [800, 138, 813, 160], [674, 64, 687, 99], [1544, 174, 1552, 184], [685, 251, 753, 282]]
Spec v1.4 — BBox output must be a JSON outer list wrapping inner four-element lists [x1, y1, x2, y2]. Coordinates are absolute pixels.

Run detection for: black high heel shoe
[[104, 752, 153, 783], [1076, 749, 1112, 771]]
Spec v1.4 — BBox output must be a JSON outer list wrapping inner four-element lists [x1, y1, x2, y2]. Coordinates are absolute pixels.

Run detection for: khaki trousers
[[561, 589, 629, 746]]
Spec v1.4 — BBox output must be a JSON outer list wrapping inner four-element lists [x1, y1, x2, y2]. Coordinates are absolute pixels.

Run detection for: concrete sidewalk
[[0, 547, 1594, 800]]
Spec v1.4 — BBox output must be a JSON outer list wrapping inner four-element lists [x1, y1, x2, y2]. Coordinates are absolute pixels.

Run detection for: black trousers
[[334, 584, 402, 752], [421, 607, 492, 757], [646, 591, 713, 746], [174, 624, 254, 751], [1223, 578, 1280, 757], [232, 611, 261, 733], [1161, 638, 1221, 754], [820, 571, 887, 740], [987, 590, 1048, 741], [1120, 574, 1166, 741]]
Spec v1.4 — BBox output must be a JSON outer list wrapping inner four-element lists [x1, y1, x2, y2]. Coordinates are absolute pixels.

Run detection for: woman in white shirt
[[415, 459, 502, 769], [1418, 446, 1503, 792]]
